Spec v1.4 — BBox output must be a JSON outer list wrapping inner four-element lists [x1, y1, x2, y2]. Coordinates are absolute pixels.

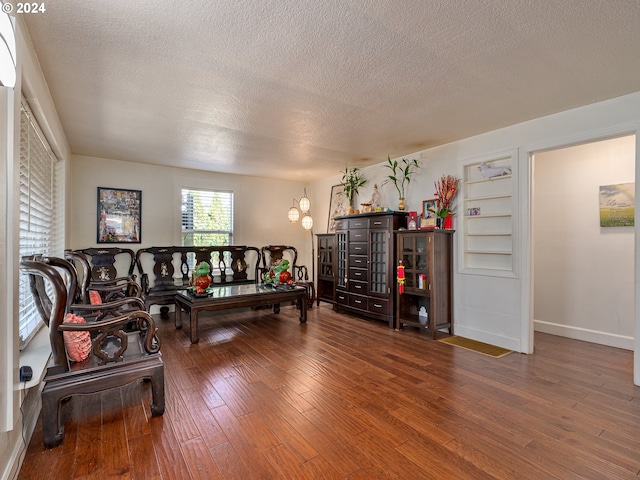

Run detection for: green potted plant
[[383, 155, 420, 211], [341, 167, 367, 213]]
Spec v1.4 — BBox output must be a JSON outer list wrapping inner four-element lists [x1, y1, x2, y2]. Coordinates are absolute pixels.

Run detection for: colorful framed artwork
[[599, 183, 635, 227], [327, 184, 349, 233], [97, 187, 142, 243]]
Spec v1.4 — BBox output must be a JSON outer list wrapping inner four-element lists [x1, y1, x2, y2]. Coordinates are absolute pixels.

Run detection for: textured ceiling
[[23, 0, 640, 181]]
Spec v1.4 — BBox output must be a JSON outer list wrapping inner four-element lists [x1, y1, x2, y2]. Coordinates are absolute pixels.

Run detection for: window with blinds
[[181, 188, 234, 246], [18, 98, 59, 348]]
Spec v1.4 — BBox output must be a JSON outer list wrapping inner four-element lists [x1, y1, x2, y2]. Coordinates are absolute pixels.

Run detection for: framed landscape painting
[[97, 187, 142, 243]]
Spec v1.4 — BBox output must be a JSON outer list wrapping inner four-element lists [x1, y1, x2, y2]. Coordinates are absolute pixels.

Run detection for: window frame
[[18, 97, 59, 349], [181, 187, 234, 246]]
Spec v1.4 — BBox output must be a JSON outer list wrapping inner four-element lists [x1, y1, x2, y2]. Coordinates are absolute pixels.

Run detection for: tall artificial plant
[[383, 156, 420, 199], [340, 167, 367, 208]]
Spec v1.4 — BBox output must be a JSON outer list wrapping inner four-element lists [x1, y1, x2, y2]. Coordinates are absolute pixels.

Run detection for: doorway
[[532, 134, 636, 350]]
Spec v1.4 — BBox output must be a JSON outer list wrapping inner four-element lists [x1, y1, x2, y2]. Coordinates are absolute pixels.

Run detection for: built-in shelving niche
[[461, 149, 518, 278]]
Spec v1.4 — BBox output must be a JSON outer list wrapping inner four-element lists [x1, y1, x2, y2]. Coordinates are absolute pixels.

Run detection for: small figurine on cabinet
[[370, 184, 381, 209], [478, 162, 511, 179]]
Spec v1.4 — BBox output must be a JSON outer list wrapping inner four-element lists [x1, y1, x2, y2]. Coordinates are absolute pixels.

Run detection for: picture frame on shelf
[[467, 207, 481, 216], [97, 187, 142, 243], [421, 198, 437, 227], [327, 184, 349, 233]]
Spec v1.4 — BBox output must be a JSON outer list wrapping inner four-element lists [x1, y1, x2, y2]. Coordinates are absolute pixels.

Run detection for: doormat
[[438, 336, 513, 358]]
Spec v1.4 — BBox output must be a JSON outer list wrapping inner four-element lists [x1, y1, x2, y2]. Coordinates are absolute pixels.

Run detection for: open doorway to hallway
[[532, 134, 636, 350]]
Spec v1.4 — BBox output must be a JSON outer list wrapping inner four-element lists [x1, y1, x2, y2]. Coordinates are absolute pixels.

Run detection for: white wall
[[310, 92, 640, 361], [1, 15, 71, 480], [533, 136, 635, 349], [69, 155, 312, 271]]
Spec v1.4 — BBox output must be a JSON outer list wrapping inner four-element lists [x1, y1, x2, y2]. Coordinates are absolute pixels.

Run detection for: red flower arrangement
[[433, 174, 460, 217]]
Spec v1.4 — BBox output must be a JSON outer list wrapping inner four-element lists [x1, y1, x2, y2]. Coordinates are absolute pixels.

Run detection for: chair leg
[[294, 282, 315, 310], [42, 392, 65, 448], [149, 366, 165, 417]]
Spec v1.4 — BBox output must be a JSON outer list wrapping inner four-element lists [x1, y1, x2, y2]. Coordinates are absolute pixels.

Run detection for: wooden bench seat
[[135, 245, 261, 313]]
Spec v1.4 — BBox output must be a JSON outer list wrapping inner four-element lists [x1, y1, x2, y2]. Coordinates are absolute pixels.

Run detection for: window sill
[[18, 326, 50, 391]]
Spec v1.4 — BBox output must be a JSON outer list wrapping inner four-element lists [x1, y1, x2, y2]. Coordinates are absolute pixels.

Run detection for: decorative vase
[[444, 215, 453, 229], [436, 217, 444, 229], [195, 274, 212, 292], [398, 197, 406, 211]]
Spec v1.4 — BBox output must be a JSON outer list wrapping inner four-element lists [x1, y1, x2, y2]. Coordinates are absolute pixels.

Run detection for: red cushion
[[62, 313, 91, 362], [89, 290, 102, 305]]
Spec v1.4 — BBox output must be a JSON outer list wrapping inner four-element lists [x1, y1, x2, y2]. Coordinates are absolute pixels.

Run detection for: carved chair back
[[260, 245, 309, 281]]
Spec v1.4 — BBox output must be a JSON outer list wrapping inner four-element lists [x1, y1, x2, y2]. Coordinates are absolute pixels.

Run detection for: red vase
[[444, 216, 453, 229]]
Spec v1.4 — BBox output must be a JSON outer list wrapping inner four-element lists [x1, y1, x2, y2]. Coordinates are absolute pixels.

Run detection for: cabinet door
[[369, 229, 389, 296], [399, 233, 430, 292], [336, 231, 347, 289], [318, 235, 334, 278], [399, 234, 416, 290]]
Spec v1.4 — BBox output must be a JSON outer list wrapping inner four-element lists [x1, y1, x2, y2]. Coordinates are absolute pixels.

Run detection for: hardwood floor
[[17, 304, 640, 479]]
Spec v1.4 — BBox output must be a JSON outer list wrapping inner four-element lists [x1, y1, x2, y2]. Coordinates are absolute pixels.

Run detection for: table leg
[[175, 302, 183, 329], [273, 304, 280, 314], [299, 294, 307, 323], [190, 308, 199, 344]]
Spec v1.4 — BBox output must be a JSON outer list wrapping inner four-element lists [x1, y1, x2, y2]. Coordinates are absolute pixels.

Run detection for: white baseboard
[[534, 320, 634, 350], [3, 387, 42, 480]]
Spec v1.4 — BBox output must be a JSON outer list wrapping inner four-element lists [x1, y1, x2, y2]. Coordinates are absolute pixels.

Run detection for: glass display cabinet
[[396, 229, 454, 338]]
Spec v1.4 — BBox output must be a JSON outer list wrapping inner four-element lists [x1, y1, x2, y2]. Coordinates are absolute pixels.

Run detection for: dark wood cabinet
[[316, 234, 335, 306], [334, 212, 407, 327], [395, 229, 454, 338]]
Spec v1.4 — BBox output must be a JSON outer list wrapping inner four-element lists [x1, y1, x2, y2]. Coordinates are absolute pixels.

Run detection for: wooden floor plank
[[148, 416, 192, 480], [72, 394, 104, 478], [179, 437, 224, 480], [17, 304, 640, 479]]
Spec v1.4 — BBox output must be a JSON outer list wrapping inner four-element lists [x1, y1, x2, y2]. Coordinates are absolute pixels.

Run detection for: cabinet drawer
[[334, 219, 347, 230], [335, 290, 348, 305], [349, 294, 367, 310], [368, 217, 390, 229], [348, 280, 367, 295], [349, 243, 368, 255], [349, 218, 368, 229], [368, 298, 390, 315], [348, 268, 368, 282], [350, 229, 367, 241], [350, 256, 367, 268]]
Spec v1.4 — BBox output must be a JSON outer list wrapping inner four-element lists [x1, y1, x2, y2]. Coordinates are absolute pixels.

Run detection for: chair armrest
[[89, 279, 142, 300], [70, 296, 146, 321], [293, 265, 309, 281], [59, 310, 159, 362]]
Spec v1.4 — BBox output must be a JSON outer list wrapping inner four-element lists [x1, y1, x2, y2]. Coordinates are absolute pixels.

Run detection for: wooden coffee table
[[174, 284, 308, 343]]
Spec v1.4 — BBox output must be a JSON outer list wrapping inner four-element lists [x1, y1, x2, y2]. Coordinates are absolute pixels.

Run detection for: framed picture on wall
[[327, 184, 349, 233], [97, 187, 142, 243], [599, 183, 635, 227]]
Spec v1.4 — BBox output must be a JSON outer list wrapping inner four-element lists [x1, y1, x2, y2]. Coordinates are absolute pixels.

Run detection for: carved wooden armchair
[[65, 250, 141, 305], [260, 245, 315, 308], [70, 247, 136, 280], [20, 255, 164, 448]]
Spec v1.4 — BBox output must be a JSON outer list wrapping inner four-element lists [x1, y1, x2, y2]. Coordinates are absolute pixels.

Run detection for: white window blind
[[181, 188, 234, 246], [18, 98, 58, 348]]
